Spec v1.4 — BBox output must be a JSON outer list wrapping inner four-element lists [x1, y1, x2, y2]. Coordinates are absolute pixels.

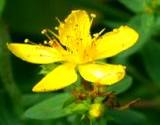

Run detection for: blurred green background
[[0, 0, 160, 125]]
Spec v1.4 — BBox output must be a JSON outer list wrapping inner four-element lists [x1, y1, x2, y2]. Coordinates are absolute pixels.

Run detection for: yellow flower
[[7, 10, 139, 92], [89, 103, 103, 118]]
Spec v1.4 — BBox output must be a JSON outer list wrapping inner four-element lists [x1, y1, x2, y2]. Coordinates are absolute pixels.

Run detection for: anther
[[93, 28, 105, 38], [90, 13, 96, 18], [24, 39, 35, 44], [43, 40, 48, 44], [54, 26, 58, 30], [93, 33, 98, 37], [90, 13, 96, 25], [41, 29, 47, 34], [41, 29, 52, 41], [24, 39, 30, 43], [48, 40, 54, 46]]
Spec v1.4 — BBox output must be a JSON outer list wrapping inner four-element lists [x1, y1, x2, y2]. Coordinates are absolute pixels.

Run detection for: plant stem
[[90, 119, 93, 125], [0, 19, 23, 116]]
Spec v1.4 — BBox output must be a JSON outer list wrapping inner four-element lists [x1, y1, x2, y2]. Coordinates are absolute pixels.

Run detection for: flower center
[[66, 46, 95, 65]]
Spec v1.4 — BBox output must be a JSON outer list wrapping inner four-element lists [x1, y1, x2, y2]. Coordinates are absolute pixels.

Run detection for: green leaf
[[0, 0, 5, 16], [24, 93, 74, 120], [154, 14, 160, 31], [141, 41, 160, 86], [128, 14, 154, 52], [0, 96, 21, 125], [107, 75, 132, 94], [94, 117, 108, 125], [39, 63, 59, 75], [107, 109, 147, 125], [119, 0, 147, 13], [22, 93, 54, 107], [66, 101, 90, 115]]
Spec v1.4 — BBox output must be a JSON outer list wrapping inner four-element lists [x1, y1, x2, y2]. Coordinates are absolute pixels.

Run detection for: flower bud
[[89, 103, 103, 118]]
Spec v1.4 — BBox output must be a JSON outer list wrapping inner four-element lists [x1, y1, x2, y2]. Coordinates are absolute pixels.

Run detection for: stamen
[[48, 40, 66, 50], [90, 13, 96, 18], [90, 13, 96, 24], [48, 40, 54, 46], [54, 26, 58, 30], [24, 39, 35, 44], [24, 38, 30, 43], [49, 40, 61, 47], [41, 29, 47, 34], [55, 17, 61, 24], [93, 28, 105, 40], [98, 28, 105, 35], [41, 28, 66, 50], [41, 29, 52, 41], [92, 28, 106, 47], [46, 29, 59, 40], [43, 40, 48, 44]]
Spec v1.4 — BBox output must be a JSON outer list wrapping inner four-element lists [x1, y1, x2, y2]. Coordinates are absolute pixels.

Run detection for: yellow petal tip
[[32, 84, 44, 92], [95, 25, 139, 59], [123, 25, 139, 44]]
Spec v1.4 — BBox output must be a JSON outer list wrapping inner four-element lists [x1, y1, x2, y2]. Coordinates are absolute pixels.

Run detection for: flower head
[[7, 10, 139, 92]]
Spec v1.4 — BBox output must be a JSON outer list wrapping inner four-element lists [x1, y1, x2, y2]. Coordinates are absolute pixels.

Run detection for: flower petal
[[32, 63, 77, 92], [79, 63, 126, 85], [58, 10, 91, 51], [94, 26, 139, 59], [7, 43, 64, 64]]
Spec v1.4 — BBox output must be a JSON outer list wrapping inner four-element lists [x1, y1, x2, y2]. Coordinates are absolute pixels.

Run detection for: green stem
[[0, 19, 22, 116], [90, 119, 93, 125]]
